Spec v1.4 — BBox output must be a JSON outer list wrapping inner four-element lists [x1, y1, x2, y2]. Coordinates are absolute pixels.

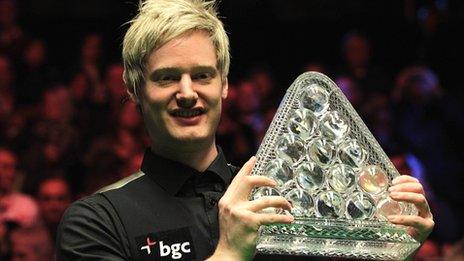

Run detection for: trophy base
[[256, 218, 420, 260]]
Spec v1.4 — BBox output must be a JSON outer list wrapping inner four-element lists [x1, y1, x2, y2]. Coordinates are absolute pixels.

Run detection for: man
[[56, 0, 434, 260]]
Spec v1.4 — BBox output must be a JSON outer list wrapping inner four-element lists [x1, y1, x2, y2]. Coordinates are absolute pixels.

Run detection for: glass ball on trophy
[[294, 162, 324, 193]]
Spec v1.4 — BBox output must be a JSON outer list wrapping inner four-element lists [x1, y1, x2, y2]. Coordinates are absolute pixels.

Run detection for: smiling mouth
[[169, 108, 206, 118]]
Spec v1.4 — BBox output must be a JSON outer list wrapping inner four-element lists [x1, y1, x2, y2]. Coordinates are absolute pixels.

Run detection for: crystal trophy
[[251, 72, 420, 260]]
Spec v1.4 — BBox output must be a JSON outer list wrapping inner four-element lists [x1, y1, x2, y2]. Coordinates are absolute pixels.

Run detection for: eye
[[153, 73, 180, 86], [159, 74, 176, 82], [192, 72, 212, 82]]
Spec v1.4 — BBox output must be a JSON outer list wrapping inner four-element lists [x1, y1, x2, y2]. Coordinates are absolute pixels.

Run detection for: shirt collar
[[140, 146, 232, 196]]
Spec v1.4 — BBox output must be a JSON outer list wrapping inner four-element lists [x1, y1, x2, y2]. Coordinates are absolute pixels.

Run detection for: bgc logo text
[[136, 227, 196, 260], [159, 241, 191, 259]]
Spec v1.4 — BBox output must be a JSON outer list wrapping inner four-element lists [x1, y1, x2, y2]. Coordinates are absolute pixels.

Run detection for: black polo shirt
[[56, 148, 323, 261], [56, 147, 236, 260]]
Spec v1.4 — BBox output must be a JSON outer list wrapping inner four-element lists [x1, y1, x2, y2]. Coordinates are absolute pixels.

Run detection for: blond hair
[[122, 0, 230, 101]]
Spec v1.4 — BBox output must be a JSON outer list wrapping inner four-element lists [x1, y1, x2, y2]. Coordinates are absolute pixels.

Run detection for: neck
[[151, 139, 218, 172]]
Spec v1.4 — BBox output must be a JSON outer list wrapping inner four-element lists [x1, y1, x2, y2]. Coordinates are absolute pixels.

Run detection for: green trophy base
[[256, 218, 420, 260]]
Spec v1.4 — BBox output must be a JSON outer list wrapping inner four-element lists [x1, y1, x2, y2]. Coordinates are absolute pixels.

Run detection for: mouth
[[169, 107, 207, 118]]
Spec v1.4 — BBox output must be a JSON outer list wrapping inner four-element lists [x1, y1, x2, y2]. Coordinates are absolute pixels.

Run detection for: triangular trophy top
[[251, 71, 420, 260]]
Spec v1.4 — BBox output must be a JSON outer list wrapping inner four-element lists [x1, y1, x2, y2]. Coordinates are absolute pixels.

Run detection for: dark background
[[16, 0, 464, 92], [2, 1, 464, 259]]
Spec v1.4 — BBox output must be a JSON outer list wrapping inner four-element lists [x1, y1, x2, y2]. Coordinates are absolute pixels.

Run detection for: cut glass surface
[[327, 164, 356, 194], [284, 188, 314, 217], [338, 139, 367, 168], [299, 83, 330, 116], [315, 191, 344, 218], [276, 133, 306, 165], [377, 196, 403, 220], [252, 186, 283, 214], [346, 192, 376, 219], [320, 111, 349, 142], [288, 108, 317, 140], [358, 165, 389, 195], [308, 138, 335, 166], [295, 162, 324, 192], [265, 159, 293, 187], [250, 72, 420, 259], [280, 179, 299, 196]]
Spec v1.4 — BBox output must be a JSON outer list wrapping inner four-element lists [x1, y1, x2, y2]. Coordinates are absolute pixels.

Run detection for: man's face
[[38, 179, 72, 225], [140, 30, 228, 148]]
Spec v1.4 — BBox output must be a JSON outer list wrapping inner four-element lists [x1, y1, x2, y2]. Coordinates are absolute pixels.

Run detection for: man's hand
[[387, 175, 435, 243], [208, 157, 294, 260]]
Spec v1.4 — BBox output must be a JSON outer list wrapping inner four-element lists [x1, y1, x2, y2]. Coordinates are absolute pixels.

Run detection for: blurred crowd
[[0, 0, 463, 260]]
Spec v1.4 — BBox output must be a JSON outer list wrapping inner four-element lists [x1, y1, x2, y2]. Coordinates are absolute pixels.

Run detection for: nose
[[175, 74, 198, 108]]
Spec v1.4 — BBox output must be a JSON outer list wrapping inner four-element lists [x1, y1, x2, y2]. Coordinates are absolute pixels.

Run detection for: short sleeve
[[56, 194, 131, 260]]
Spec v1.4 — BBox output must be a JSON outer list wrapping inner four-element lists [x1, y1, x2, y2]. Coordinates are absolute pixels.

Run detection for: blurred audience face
[[0, 91, 14, 118], [343, 34, 371, 68], [10, 227, 53, 261], [0, 0, 16, 27], [122, 152, 144, 178], [129, 153, 143, 172], [42, 87, 74, 122], [81, 34, 102, 63], [391, 154, 413, 176], [118, 102, 141, 130], [0, 56, 13, 89], [38, 178, 72, 226], [69, 73, 89, 102], [23, 39, 46, 68], [303, 62, 327, 75], [0, 148, 16, 195], [250, 70, 273, 99], [336, 76, 362, 107], [43, 143, 62, 164], [105, 63, 126, 103], [395, 66, 440, 102], [236, 81, 260, 114], [417, 6, 441, 35], [114, 130, 138, 161], [221, 84, 237, 112]]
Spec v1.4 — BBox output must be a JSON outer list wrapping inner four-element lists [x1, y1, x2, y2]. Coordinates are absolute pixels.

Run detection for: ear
[[221, 78, 228, 99]]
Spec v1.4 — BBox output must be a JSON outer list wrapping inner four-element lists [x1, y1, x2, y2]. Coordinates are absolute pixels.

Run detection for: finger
[[235, 175, 277, 200], [227, 156, 256, 191], [223, 157, 257, 201], [388, 215, 433, 229], [256, 213, 294, 226], [392, 175, 419, 185], [389, 192, 431, 218], [388, 182, 425, 194], [387, 215, 434, 242], [248, 196, 292, 212]]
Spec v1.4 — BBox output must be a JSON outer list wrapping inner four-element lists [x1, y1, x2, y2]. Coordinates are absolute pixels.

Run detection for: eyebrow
[[149, 66, 218, 81], [190, 66, 217, 77]]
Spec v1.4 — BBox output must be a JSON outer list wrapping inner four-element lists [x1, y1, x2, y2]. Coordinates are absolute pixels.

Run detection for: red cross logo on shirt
[[140, 237, 157, 255]]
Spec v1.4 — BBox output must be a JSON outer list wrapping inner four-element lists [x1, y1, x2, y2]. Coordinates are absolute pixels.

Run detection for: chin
[[171, 130, 211, 143]]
